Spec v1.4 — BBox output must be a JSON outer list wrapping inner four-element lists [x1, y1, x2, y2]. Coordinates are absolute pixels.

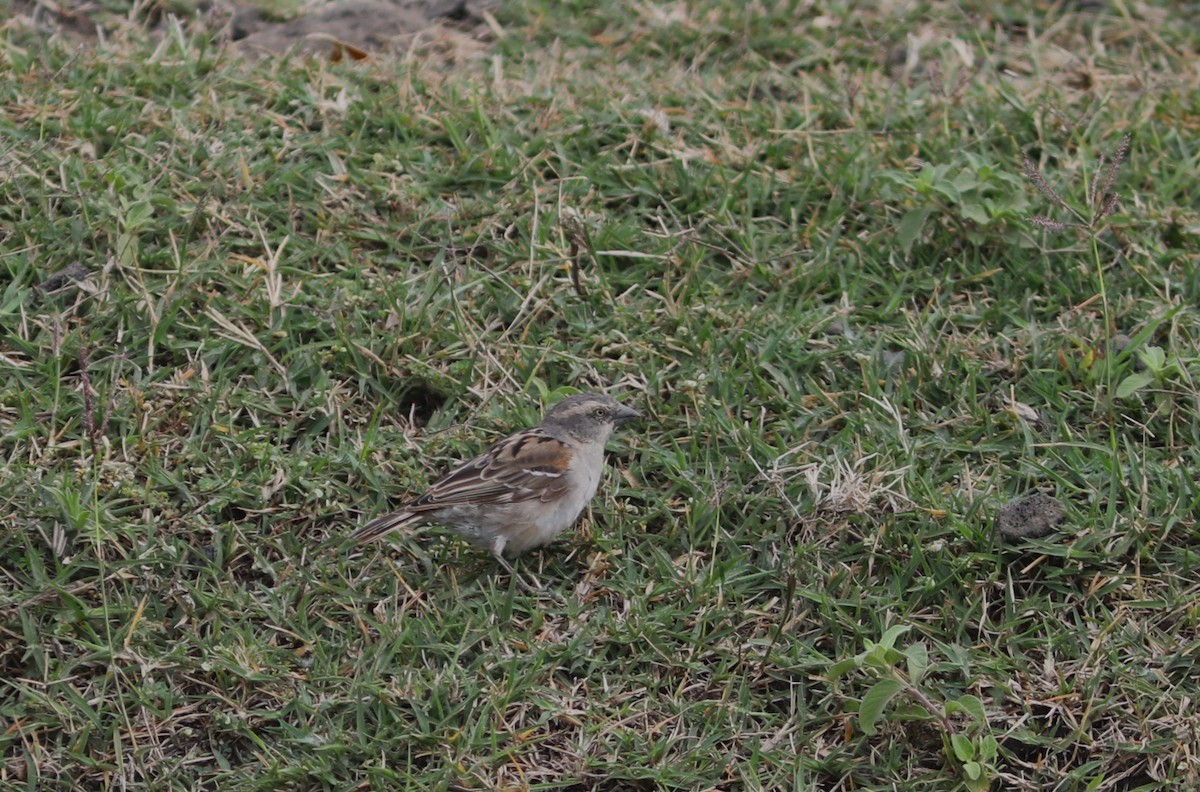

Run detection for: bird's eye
[[593, 407, 608, 419]]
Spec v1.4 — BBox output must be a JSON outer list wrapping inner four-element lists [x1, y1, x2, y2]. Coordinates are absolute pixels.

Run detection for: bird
[[349, 393, 639, 574]]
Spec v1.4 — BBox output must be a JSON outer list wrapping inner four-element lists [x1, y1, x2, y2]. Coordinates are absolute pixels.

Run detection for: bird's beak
[[614, 404, 641, 426]]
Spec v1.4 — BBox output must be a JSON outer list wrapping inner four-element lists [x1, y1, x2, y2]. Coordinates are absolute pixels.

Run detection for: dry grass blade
[[205, 306, 287, 378], [78, 346, 98, 459]]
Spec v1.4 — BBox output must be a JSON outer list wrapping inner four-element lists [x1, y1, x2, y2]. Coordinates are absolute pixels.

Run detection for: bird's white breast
[[505, 441, 605, 555]]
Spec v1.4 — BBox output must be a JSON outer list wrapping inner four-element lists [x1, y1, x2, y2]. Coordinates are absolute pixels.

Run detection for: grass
[[1, 0, 1199, 789]]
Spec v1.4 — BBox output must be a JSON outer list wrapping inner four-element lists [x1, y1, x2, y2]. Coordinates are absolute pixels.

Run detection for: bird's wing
[[409, 427, 574, 510]]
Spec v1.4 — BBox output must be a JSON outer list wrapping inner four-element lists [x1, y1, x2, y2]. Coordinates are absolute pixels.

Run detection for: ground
[[0, 1, 1198, 790]]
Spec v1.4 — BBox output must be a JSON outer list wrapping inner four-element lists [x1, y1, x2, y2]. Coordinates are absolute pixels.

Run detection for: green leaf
[[863, 644, 896, 668], [1138, 346, 1166, 373], [897, 207, 933, 258], [877, 624, 912, 652], [890, 703, 937, 721], [959, 202, 990, 224], [905, 641, 928, 682], [952, 170, 981, 192], [877, 170, 917, 189], [978, 734, 998, 761], [859, 678, 903, 735], [124, 199, 155, 230], [826, 657, 861, 680], [0, 284, 28, 316], [951, 733, 975, 762], [1115, 371, 1154, 399], [963, 759, 982, 779], [913, 163, 942, 190], [931, 180, 962, 203], [944, 694, 986, 722]]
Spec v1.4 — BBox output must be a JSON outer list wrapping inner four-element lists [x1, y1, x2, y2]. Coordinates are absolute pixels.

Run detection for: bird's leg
[[491, 545, 516, 577], [490, 535, 542, 593]]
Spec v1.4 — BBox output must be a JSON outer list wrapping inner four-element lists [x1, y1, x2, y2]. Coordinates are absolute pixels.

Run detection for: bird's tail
[[348, 510, 419, 544]]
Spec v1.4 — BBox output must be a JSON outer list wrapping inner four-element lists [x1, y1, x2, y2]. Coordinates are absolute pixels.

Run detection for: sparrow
[[350, 393, 639, 573]]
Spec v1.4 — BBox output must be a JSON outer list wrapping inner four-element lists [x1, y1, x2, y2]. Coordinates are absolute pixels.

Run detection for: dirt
[[7, 0, 498, 60], [231, 0, 495, 58], [996, 492, 1066, 542]]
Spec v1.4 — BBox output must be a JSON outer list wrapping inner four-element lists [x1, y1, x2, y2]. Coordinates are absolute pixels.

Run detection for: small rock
[[996, 492, 1065, 541], [38, 262, 91, 294]]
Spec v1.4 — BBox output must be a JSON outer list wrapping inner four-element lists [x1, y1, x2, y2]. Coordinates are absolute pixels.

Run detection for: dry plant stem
[[1023, 133, 1132, 413], [1088, 135, 1131, 411], [78, 346, 98, 460], [900, 674, 958, 735], [1091, 234, 1115, 400]]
